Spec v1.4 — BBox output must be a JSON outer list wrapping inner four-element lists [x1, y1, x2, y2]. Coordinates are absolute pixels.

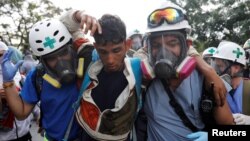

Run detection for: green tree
[[0, 0, 63, 53], [171, 0, 250, 52]]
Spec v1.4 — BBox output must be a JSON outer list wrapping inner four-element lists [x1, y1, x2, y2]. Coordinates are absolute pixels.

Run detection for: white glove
[[233, 113, 250, 125]]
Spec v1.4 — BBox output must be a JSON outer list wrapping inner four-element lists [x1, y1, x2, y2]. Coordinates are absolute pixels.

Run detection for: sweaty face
[[95, 41, 128, 72]]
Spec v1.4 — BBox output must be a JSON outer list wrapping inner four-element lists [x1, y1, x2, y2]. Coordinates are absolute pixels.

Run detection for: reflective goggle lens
[[148, 8, 186, 28]]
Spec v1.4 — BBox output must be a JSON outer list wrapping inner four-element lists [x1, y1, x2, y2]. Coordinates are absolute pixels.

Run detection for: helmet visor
[[147, 31, 187, 68]]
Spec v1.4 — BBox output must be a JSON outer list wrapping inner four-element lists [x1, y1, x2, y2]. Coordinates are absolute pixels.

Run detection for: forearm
[[59, 9, 82, 33], [3, 82, 34, 120], [194, 55, 215, 79], [193, 54, 226, 106], [213, 101, 235, 125], [187, 46, 215, 79]]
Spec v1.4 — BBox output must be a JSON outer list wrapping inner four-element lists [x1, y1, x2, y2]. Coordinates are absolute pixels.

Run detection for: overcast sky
[[50, 0, 164, 34]]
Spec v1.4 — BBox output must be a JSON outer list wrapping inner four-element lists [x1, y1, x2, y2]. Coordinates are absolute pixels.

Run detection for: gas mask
[[213, 59, 244, 77], [53, 59, 76, 84], [153, 47, 179, 79], [213, 58, 243, 91], [213, 59, 232, 76], [41, 44, 77, 86], [220, 74, 232, 92], [148, 31, 195, 81], [131, 36, 142, 51]]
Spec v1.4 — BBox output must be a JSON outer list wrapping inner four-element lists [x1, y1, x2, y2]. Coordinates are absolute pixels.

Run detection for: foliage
[[0, 0, 63, 53], [171, 0, 250, 52]]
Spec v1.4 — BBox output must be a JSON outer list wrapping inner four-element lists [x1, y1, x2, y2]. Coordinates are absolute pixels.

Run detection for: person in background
[[243, 38, 250, 78], [8, 46, 23, 65], [0, 41, 39, 141], [128, 29, 143, 51], [126, 29, 143, 57], [202, 47, 217, 66], [19, 54, 38, 76], [211, 41, 250, 125]]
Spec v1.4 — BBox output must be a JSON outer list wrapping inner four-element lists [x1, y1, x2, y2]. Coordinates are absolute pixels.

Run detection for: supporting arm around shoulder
[[188, 47, 226, 107], [213, 100, 235, 125], [60, 9, 101, 36], [60, 9, 82, 33]]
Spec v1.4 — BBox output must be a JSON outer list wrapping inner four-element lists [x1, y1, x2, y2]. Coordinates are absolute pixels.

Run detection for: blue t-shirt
[[144, 70, 204, 141], [226, 80, 243, 113], [20, 69, 81, 140]]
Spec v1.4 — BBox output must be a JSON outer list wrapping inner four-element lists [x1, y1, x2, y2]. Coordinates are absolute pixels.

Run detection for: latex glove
[[1, 50, 23, 82], [233, 113, 250, 125], [187, 131, 208, 141]]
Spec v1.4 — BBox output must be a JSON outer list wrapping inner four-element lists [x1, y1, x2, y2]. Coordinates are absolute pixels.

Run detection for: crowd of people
[[1, 1, 250, 141], [0, 41, 39, 141]]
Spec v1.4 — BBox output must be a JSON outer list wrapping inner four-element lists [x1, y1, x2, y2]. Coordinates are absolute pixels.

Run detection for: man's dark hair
[[94, 14, 126, 46]]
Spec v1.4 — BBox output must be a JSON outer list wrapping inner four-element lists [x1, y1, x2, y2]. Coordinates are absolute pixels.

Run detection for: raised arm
[[1, 50, 34, 120], [59, 9, 101, 36]]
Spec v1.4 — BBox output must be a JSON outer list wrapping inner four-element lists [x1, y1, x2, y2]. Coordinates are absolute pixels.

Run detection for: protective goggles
[[147, 7, 187, 28]]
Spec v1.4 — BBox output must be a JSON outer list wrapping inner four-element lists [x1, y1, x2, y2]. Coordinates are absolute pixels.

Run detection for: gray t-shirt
[[144, 70, 205, 141]]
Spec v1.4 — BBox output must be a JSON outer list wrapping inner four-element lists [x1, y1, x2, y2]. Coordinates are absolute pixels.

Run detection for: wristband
[[3, 81, 14, 89]]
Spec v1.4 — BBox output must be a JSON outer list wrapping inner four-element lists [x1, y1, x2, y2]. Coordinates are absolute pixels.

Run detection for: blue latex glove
[[1, 50, 23, 82], [186, 131, 208, 141]]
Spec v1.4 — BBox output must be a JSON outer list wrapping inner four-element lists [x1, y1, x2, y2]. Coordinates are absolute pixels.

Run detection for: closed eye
[[112, 48, 122, 53]]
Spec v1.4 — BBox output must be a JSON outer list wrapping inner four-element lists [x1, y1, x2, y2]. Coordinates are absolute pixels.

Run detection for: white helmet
[[243, 38, 250, 50], [202, 47, 217, 58], [0, 41, 8, 51], [29, 19, 72, 56], [213, 41, 246, 66], [146, 1, 191, 34], [127, 29, 142, 39]]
